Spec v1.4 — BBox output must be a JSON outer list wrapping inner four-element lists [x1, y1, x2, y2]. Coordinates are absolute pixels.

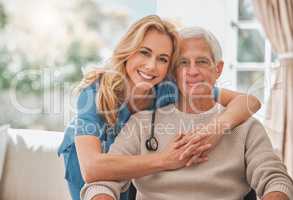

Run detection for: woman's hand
[[159, 134, 211, 170]]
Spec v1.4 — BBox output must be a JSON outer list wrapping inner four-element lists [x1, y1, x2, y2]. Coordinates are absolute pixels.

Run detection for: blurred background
[[0, 0, 275, 131]]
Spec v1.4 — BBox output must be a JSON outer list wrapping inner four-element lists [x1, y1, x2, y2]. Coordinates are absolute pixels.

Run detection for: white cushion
[[0, 128, 71, 200]]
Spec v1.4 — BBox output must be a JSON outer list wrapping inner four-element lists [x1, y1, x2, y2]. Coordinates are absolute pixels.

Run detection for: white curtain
[[253, 0, 293, 176]]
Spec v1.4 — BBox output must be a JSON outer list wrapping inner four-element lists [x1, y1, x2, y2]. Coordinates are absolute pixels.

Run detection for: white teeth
[[138, 70, 155, 80]]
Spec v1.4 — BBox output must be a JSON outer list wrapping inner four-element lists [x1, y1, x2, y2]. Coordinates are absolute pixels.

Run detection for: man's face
[[175, 37, 223, 98]]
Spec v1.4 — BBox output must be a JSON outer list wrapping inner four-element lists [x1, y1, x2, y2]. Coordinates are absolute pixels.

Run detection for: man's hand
[[179, 133, 222, 167], [262, 191, 289, 200], [91, 194, 114, 200], [179, 117, 230, 166], [159, 133, 211, 170], [195, 133, 222, 155]]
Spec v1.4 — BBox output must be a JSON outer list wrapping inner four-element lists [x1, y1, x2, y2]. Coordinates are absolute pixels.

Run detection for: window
[[232, 0, 275, 122], [0, 0, 157, 131]]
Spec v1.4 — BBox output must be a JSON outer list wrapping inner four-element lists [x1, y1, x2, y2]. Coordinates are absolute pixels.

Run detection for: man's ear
[[215, 61, 224, 79]]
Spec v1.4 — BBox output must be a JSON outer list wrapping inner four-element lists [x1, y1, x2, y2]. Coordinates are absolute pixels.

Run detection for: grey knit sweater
[[81, 104, 293, 200]]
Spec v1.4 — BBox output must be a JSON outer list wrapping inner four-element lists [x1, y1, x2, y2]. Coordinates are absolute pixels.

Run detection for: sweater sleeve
[[245, 119, 293, 199], [80, 115, 142, 200]]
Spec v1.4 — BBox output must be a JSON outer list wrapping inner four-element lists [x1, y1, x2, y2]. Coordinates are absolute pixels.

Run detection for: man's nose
[[187, 63, 200, 75]]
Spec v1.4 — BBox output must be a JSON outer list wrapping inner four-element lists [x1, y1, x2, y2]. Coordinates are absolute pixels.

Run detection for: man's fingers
[[174, 134, 192, 149], [185, 134, 210, 147], [186, 155, 209, 167], [179, 142, 202, 160], [174, 133, 184, 142], [194, 156, 209, 164], [180, 142, 212, 160], [200, 150, 209, 157], [189, 143, 212, 158], [174, 133, 211, 150], [174, 139, 188, 149], [185, 156, 196, 167]]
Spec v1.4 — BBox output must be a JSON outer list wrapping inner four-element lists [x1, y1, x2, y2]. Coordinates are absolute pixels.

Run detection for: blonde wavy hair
[[76, 15, 180, 126]]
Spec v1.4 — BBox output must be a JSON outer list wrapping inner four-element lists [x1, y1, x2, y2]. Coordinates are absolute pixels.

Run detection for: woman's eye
[[140, 50, 150, 56], [159, 57, 168, 63]]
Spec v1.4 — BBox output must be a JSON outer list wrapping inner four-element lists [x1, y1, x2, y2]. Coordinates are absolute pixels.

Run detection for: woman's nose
[[145, 57, 157, 70]]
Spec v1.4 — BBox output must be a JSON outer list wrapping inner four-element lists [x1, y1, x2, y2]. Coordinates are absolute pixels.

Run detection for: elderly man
[[80, 27, 293, 200]]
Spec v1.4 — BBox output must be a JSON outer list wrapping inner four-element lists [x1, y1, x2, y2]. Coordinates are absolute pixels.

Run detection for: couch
[[0, 125, 71, 200]]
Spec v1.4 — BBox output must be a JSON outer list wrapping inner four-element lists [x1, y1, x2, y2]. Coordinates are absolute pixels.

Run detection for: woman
[[58, 15, 261, 200]]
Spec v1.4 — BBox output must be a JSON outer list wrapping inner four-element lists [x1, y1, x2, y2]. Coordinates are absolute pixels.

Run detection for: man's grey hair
[[178, 26, 223, 63]]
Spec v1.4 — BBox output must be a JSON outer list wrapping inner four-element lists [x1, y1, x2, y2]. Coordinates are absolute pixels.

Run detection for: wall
[[157, 0, 237, 90]]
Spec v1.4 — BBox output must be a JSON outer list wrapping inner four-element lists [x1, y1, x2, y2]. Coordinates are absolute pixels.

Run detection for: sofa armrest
[[0, 125, 9, 181]]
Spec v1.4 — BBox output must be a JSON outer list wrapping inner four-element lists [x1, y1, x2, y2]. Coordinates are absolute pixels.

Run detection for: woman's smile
[[137, 69, 157, 80]]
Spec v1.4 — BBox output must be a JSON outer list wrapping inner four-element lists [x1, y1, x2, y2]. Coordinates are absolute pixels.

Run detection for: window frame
[[230, 0, 274, 122]]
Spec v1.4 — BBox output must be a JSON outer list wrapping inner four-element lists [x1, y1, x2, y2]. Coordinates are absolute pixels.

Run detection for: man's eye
[[197, 60, 208, 64], [196, 60, 210, 66], [179, 60, 189, 66]]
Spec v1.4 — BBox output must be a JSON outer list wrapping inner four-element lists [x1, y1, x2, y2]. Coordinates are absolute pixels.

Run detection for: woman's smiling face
[[125, 28, 173, 93]]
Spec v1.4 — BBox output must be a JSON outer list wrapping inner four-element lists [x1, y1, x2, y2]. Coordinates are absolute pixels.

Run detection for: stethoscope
[[145, 103, 159, 151]]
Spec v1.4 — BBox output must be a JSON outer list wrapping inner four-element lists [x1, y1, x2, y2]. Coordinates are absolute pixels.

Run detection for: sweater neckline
[[167, 103, 223, 120]]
